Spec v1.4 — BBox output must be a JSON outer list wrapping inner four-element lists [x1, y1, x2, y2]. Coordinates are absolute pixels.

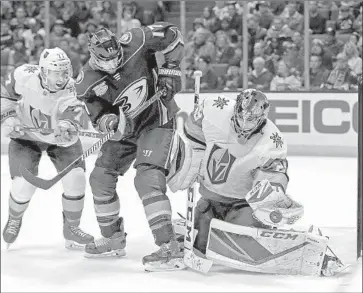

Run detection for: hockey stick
[[19, 126, 105, 139], [19, 89, 166, 190], [183, 70, 213, 274]]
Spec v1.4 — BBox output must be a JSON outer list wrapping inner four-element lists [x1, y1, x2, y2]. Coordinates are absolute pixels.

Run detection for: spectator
[[281, 1, 304, 33], [266, 17, 292, 40], [1, 22, 13, 50], [193, 56, 219, 90], [270, 60, 302, 91], [247, 14, 267, 63], [215, 33, 235, 64], [75, 33, 90, 65], [187, 18, 206, 42], [353, 11, 362, 33], [349, 31, 360, 46], [9, 38, 29, 68], [255, 1, 274, 30], [309, 55, 330, 90], [129, 1, 145, 25], [24, 1, 40, 18], [309, 1, 326, 34], [215, 15, 238, 41], [213, 1, 228, 21], [311, 39, 333, 70], [74, 1, 92, 30], [1, 1, 13, 21], [85, 21, 98, 35], [223, 65, 242, 90], [253, 41, 276, 75], [225, 2, 243, 35], [281, 43, 304, 77], [120, 4, 141, 34], [184, 28, 216, 65], [202, 6, 219, 33], [323, 53, 358, 90], [61, 9, 81, 38], [29, 34, 44, 61], [248, 57, 274, 90], [50, 19, 69, 48], [324, 27, 344, 58], [342, 42, 362, 75], [336, 4, 355, 34], [228, 47, 243, 67]]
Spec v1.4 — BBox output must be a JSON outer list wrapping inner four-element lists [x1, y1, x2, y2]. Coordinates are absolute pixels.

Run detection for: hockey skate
[[63, 215, 94, 250], [3, 215, 22, 249], [84, 231, 126, 258], [143, 239, 185, 272]]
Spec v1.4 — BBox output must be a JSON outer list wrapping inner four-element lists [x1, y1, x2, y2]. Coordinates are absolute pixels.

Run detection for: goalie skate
[[143, 239, 186, 272], [3, 215, 22, 249], [84, 232, 126, 258]]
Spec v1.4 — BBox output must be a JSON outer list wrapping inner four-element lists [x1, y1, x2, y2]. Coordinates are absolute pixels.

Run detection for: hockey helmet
[[231, 89, 269, 139], [88, 28, 123, 74], [39, 47, 72, 92]]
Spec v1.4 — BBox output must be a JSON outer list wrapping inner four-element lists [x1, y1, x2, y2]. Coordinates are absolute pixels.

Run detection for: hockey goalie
[[168, 89, 345, 277]]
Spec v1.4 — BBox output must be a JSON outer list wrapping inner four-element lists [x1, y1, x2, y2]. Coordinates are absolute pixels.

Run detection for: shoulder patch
[[92, 81, 108, 97], [23, 65, 38, 74], [269, 132, 284, 148], [76, 69, 84, 84], [120, 32, 132, 45]]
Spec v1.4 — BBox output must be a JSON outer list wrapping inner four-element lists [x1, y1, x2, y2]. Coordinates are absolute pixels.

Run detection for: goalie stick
[[183, 70, 213, 274], [19, 89, 166, 190]]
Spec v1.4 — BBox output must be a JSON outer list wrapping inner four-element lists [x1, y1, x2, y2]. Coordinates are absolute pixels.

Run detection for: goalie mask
[[39, 47, 72, 92], [231, 89, 269, 139], [88, 28, 123, 74]]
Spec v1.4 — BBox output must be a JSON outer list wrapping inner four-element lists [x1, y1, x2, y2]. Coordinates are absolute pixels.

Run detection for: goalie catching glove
[[245, 179, 304, 228]]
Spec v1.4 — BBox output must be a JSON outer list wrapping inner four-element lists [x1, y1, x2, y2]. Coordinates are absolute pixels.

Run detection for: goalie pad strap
[[206, 219, 328, 276]]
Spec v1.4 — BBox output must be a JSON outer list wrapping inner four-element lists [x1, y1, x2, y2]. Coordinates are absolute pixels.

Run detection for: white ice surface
[[1, 154, 362, 292]]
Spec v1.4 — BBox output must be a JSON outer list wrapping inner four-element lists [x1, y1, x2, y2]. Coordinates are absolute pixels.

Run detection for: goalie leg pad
[[206, 219, 332, 276], [167, 131, 204, 192]]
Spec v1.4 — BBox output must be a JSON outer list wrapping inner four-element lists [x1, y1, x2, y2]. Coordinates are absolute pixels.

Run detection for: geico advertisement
[[174, 92, 358, 147]]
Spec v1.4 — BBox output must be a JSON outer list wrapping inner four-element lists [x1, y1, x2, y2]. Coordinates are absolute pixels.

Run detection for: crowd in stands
[[185, 0, 362, 91], [0, 0, 169, 78], [1, 1, 362, 91]]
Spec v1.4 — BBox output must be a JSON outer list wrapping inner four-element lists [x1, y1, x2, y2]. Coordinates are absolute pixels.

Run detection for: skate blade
[[144, 258, 186, 272], [84, 248, 126, 259], [65, 240, 87, 251]]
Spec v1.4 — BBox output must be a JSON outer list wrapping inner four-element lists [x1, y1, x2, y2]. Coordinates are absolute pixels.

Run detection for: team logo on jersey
[[120, 32, 132, 44], [207, 144, 236, 184], [76, 69, 84, 84], [30, 105, 51, 131], [212, 96, 229, 109], [270, 132, 284, 148], [93, 81, 108, 97], [113, 77, 148, 115]]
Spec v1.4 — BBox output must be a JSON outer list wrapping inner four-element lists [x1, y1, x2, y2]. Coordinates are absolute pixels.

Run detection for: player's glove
[[2, 117, 25, 138], [96, 111, 133, 139], [157, 62, 182, 102], [54, 120, 78, 145]]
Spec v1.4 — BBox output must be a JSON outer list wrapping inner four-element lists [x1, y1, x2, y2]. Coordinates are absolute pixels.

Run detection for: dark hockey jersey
[[76, 23, 184, 136]]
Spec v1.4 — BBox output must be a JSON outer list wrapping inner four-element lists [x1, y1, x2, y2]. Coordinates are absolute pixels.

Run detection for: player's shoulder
[[13, 64, 40, 84], [75, 63, 106, 98], [255, 119, 287, 159], [119, 28, 146, 66], [202, 95, 235, 118]]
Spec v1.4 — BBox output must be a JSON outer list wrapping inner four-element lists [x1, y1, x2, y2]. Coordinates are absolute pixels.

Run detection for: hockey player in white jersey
[[168, 89, 345, 276], [1, 47, 94, 249]]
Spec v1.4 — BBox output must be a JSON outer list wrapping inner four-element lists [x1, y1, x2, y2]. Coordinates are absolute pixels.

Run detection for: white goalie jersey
[[1, 64, 83, 146], [184, 95, 288, 203]]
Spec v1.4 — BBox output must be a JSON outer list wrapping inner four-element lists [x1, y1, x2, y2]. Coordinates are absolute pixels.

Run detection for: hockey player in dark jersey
[[75, 23, 184, 271]]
